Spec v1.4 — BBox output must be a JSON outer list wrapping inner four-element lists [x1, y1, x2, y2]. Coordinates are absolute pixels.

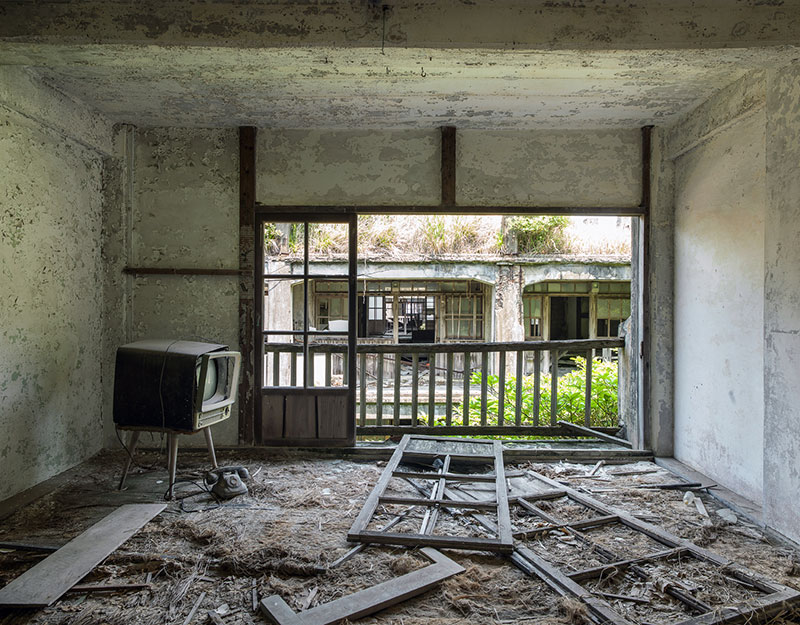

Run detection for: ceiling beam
[[2, 1, 799, 50]]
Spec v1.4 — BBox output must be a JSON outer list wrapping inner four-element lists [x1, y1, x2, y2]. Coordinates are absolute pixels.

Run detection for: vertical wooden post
[[462, 352, 471, 426], [359, 352, 367, 426], [533, 350, 541, 426], [393, 353, 402, 426], [515, 350, 523, 426], [480, 351, 488, 427], [584, 349, 593, 427], [428, 354, 436, 426], [376, 354, 384, 426], [239, 126, 256, 445], [550, 349, 559, 426], [411, 353, 419, 426], [497, 350, 506, 427], [441, 126, 456, 206], [445, 353, 454, 426]]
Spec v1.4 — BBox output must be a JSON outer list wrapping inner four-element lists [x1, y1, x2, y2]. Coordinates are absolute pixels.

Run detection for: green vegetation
[[455, 356, 619, 428], [506, 216, 570, 254]]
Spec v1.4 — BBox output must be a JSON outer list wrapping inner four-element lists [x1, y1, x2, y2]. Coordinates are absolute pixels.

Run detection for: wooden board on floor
[[0, 503, 166, 608], [260, 547, 464, 625]]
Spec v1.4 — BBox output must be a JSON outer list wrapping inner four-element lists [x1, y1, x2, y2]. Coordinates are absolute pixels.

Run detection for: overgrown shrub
[[507, 216, 570, 254], [455, 356, 619, 428]]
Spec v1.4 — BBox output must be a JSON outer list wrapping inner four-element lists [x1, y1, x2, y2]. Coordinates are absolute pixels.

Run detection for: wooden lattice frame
[[347, 434, 513, 552], [443, 470, 800, 625]]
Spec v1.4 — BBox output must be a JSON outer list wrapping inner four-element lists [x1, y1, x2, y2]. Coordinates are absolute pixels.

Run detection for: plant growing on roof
[[507, 216, 571, 254]]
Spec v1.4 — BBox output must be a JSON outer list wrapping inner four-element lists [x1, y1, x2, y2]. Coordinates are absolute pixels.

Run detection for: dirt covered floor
[[1, 450, 799, 625]]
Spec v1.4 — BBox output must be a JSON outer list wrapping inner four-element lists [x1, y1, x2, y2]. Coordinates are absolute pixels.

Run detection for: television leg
[[203, 427, 218, 469], [118, 430, 140, 490], [166, 433, 179, 500]]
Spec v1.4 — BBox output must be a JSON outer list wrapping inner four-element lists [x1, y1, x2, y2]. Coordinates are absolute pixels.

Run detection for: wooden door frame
[[254, 213, 357, 445]]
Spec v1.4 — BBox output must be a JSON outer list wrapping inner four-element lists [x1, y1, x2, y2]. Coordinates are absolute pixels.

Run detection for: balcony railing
[[263, 338, 626, 438]]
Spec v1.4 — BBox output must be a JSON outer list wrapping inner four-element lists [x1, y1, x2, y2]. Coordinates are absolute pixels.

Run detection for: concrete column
[[494, 263, 524, 376], [645, 128, 675, 456], [763, 62, 800, 544]]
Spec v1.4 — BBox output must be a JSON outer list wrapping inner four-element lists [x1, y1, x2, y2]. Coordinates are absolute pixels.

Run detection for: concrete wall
[[664, 64, 800, 542], [124, 126, 638, 445], [672, 110, 766, 504], [0, 68, 115, 500], [763, 61, 800, 542], [130, 127, 240, 446]]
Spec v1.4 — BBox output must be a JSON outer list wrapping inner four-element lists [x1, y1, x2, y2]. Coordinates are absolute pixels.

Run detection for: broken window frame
[[347, 434, 514, 552]]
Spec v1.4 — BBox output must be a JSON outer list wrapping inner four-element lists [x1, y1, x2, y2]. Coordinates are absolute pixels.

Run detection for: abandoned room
[[3, 1, 800, 624]]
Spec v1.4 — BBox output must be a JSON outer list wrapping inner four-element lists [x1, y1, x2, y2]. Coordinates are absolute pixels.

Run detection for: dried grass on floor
[[0, 453, 798, 625]]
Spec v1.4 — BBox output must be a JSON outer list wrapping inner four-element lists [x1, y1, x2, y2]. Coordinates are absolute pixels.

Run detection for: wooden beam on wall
[[239, 127, 256, 445], [441, 125, 456, 206]]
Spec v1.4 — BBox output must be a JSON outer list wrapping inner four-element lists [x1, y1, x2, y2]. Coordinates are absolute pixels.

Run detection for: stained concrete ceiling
[[2, 1, 799, 129], [4, 45, 795, 129]]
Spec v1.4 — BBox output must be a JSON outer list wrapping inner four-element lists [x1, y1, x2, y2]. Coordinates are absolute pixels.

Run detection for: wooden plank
[[440, 126, 456, 206], [359, 353, 367, 426], [347, 435, 412, 537], [515, 350, 523, 426], [584, 349, 593, 426], [358, 424, 621, 437], [393, 354, 402, 426], [324, 352, 332, 387], [261, 394, 285, 441], [261, 548, 463, 625], [514, 545, 636, 625], [497, 351, 506, 426], [354, 338, 625, 355], [445, 353, 454, 426], [256, 204, 646, 217], [376, 354, 384, 427], [378, 496, 497, 510], [550, 349, 559, 425], [347, 531, 511, 553], [318, 394, 348, 440], [272, 351, 280, 386], [493, 440, 513, 548], [0, 504, 166, 608], [290, 352, 297, 386], [462, 351, 471, 426], [66, 582, 150, 593], [123, 267, 241, 276], [533, 350, 540, 426], [392, 471, 509, 483], [568, 548, 686, 582], [239, 126, 256, 445], [284, 395, 317, 439], [428, 354, 436, 426], [557, 420, 632, 448], [480, 351, 488, 426], [411, 353, 419, 426], [420, 455, 451, 535]]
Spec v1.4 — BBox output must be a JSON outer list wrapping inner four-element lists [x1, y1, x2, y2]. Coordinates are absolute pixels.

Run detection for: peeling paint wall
[[0, 70, 113, 501], [257, 128, 640, 207], [763, 61, 800, 543], [458, 130, 640, 207], [666, 64, 800, 542], [672, 109, 766, 505], [130, 128, 240, 447]]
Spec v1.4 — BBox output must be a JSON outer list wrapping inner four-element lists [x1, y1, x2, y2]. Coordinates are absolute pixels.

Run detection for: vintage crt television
[[113, 340, 242, 432]]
